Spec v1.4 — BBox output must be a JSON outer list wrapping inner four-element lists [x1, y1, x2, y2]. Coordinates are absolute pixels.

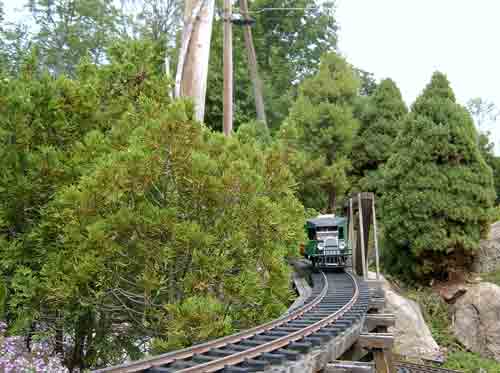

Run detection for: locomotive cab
[[303, 214, 351, 269]]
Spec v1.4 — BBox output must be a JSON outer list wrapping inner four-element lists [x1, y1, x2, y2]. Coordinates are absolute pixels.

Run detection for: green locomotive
[[300, 214, 351, 269]]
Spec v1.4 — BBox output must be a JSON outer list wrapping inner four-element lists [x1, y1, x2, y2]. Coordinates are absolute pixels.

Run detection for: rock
[[368, 272, 441, 360], [473, 221, 500, 273], [453, 282, 500, 361], [438, 284, 467, 303]]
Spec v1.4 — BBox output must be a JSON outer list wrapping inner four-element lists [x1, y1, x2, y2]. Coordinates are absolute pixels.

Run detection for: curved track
[[395, 362, 462, 373], [95, 271, 370, 373]]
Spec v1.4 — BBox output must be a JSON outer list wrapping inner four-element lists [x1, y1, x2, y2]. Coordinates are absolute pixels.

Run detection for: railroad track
[[95, 271, 370, 373], [396, 362, 462, 373]]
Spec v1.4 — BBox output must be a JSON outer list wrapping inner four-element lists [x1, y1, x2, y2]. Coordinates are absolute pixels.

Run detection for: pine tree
[[352, 78, 407, 192], [380, 72, 495, 280], [282, 52, 360, 212]]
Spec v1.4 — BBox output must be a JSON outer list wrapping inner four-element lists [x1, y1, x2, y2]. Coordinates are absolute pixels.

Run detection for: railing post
[[349, 198, 356, 273], [372, 197, 380, 281]]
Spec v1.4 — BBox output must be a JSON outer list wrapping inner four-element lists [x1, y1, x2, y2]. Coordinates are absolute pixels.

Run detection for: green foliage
[[406, 289, 458, 348], [478, 132, 500, 204], [0, 38, 304, 370], [152, 296, 233, 352], [205, 18, 256, 132], [27, 0, 124, 75], [483, 266, 500, 286], [443, 351, 500, 372], [236, 120, 272, 148], [380, 72, 496, 280], [351, 78, 407, 192], [280, 52, 360, 212], [205, 0, 338, 130], [0, 278, 6, 319]]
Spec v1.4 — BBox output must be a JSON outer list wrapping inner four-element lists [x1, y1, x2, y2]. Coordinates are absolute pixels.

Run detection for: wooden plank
[[358, 193, 367, 280], [358, 333, 394, 350], [326, 361, 374, 373], [373, 349, 395, 373], [372, 197, 380, 280], [364, 314, 396, 331], [369, 297, 385, 311], [223, 0, 233, 135]]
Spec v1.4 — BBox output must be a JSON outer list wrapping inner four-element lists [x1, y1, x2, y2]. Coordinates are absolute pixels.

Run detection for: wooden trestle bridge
[[95, 193, 461, 373]]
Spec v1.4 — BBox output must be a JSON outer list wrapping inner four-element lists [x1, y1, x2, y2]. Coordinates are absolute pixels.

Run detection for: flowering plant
[[0, 322, 68, 373]]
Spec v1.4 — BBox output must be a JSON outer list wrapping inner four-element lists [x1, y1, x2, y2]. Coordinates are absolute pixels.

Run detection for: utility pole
[[175, 0, 215, 122], [239, 0, 266, 124], [223, 0, 233, 136]]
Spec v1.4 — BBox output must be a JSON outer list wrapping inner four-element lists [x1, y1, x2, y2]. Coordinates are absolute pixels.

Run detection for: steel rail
[[95, 272, 329, 373], [177, 271, 360, 373], [395, 362, 462, 373]]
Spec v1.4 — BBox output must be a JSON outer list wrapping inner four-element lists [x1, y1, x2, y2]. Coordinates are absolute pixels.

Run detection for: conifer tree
[[380, 72, 495, 280], [283, 53, 360, 212], [351, 78, 407, 192]]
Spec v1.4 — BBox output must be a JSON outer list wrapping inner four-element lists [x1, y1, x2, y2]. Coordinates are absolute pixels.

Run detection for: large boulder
[[473, 221, 500, 273], [453, 282, 500, 361], [368, 272, 441, 360]]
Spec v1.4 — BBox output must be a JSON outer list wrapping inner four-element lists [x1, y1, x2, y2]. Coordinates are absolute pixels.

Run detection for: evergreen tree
[[380, 72, 495, 280], [281, 52, 360, 212], [477, 132, 500, 204], [351, 78, 407, 192], [0, 39, 305, 370]]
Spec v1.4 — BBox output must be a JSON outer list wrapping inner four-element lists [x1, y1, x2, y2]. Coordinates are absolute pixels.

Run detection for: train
[[300, 214, 351, 269]]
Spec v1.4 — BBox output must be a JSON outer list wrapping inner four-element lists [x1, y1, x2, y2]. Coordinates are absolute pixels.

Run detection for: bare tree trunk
[[327, 188, 336, 214], [239, 0, 266, 124], [175, 0, 215, 122]]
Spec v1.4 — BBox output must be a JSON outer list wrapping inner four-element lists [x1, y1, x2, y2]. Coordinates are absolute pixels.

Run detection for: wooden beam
[[369, 297, 385, 312], [364, 314, 396, 332], [349, 198, 356, 273], [326, 361, 374, 373], [358, 193, 367, 280], [358, 333, 394, 350], [239, 0, 266, 124], [373, 349, 395, 373], [372, 197, 380, 280], [223, 0, 233, 135]]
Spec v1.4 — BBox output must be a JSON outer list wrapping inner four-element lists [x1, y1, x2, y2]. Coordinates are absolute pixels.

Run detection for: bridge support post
[[357, 193, 367, 280], [373, 348, 395, 373], [358, 333, 395, 373], [371, 197, 380, 280]]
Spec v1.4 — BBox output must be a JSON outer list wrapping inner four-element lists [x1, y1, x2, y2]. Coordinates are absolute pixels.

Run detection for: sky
[[3, 0, 500, 151], [335, 0, 500, 153]]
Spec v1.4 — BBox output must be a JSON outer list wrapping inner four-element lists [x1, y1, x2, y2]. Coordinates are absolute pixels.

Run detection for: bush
[[0, 40, 306, 370], [380, 72, 496, 280]]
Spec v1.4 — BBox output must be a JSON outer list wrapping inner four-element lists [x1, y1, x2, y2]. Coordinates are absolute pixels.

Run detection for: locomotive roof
[[306, 215, 347, 228]]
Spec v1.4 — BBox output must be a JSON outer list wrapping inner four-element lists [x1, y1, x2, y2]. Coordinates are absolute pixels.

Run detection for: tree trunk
[[327, 188, 336, 214], [239, 0, 266, 124], [175, 0, 215, 122]]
